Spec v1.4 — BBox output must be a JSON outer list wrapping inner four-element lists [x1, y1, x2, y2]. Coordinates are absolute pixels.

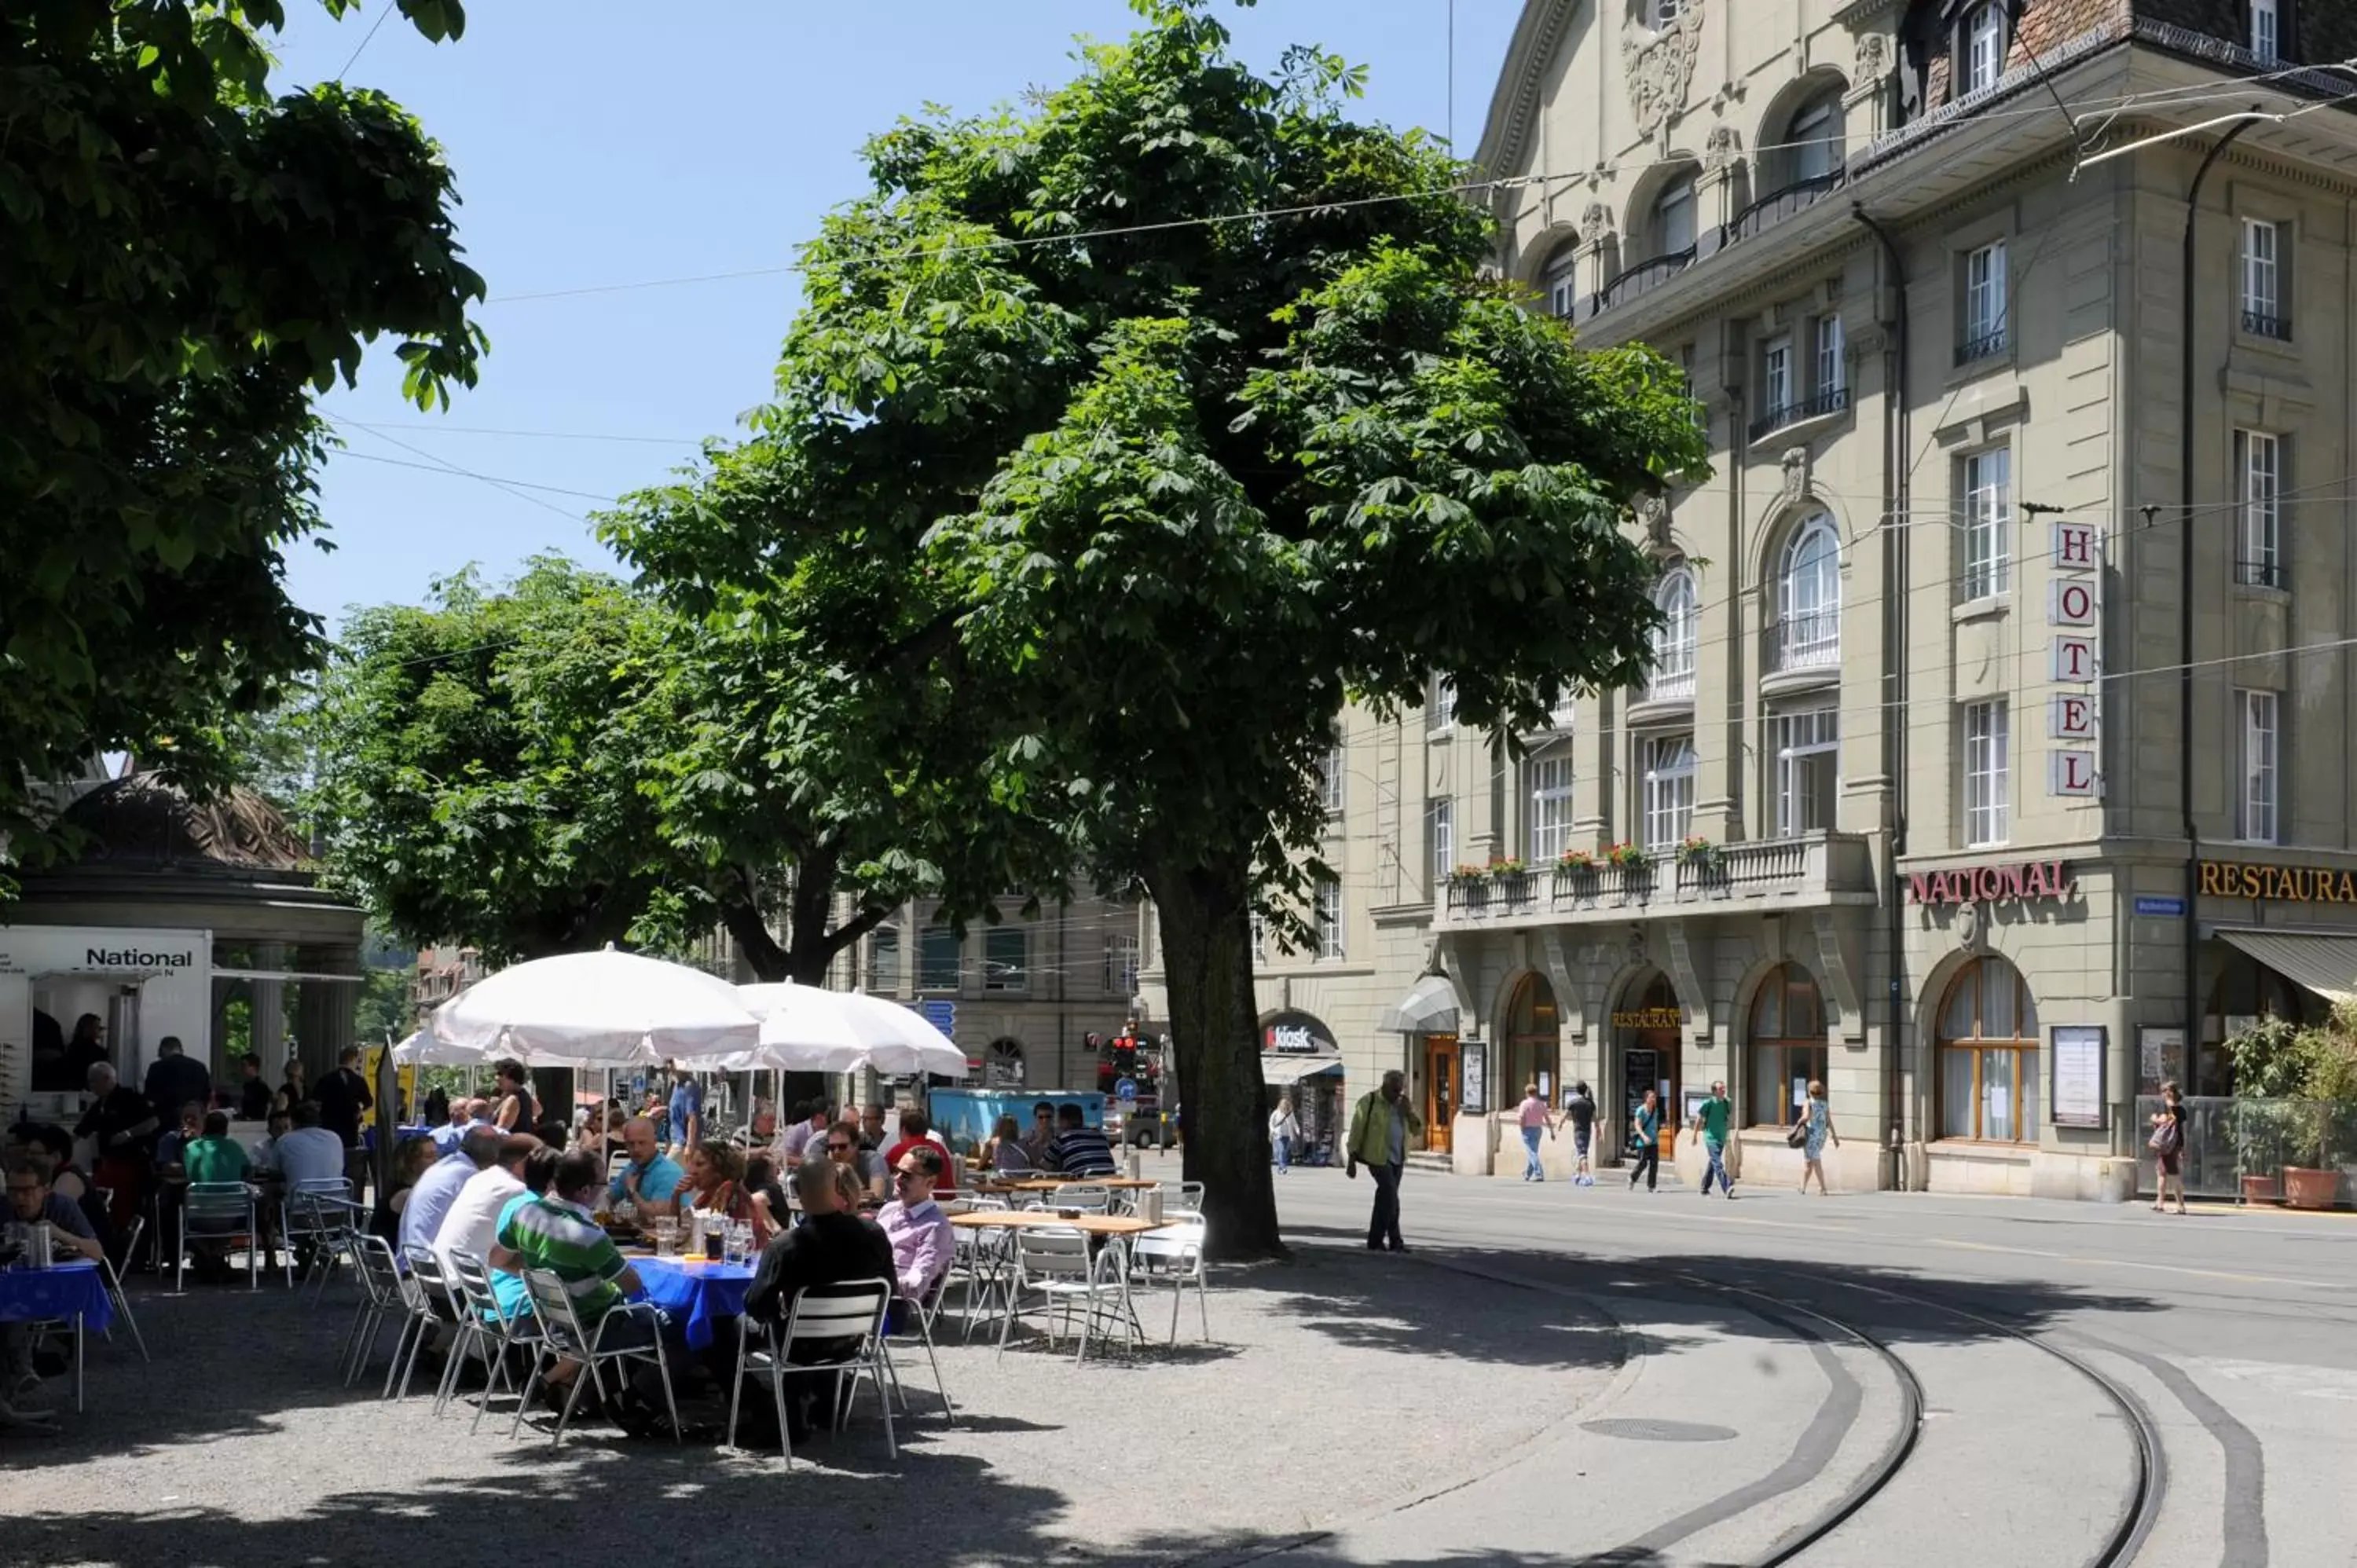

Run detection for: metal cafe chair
[[282, 1179, 359, 1297], [97, 1214, 149, 1361], [177, 1181, 260, 1291], [726, 1278, 895, 1464], [341, 1235, 409, 1390], [396, 1244, 462, 1402], [511, 1268, 680, 1449], [1128, 1217, 1211, 1343], [443, 1248, 545, 1435], [998, 1225, 1135, 1365], [881, 1276, 957, 1424]]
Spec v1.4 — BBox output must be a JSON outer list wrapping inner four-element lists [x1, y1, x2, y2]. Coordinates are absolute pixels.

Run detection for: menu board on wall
[[2051, 1025, 2107, 1129], [1460, 1041, 1487, 1116]]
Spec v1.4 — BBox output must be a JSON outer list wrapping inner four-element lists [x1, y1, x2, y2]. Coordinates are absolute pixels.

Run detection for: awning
[[1376, 973, 1461, 1034], [1260, 1054, 1343, 1086], [2216, 929, 2357, 1005]]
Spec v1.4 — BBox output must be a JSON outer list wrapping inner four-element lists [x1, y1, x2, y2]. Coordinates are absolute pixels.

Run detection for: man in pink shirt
[[876, 1144, 955, 1311], [1516, 1083, 1552, 1182]]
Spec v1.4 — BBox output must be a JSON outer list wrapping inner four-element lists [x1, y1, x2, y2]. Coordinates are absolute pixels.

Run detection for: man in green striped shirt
[[493, 1150, 645, 1338]]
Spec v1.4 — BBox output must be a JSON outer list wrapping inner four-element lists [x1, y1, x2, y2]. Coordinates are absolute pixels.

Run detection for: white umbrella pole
[[602, 1067, 614, 1196]]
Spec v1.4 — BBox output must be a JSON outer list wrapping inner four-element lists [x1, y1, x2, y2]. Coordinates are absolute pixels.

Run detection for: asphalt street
[[1265, 1156, 2357, 1567]]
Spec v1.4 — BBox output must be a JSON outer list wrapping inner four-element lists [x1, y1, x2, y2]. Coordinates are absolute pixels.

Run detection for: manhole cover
[[1580, 1418, 1739, 1443]]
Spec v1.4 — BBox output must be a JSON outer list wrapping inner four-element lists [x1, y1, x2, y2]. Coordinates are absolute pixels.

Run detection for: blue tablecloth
[[362, 1125, 437, 1152], [0, 1261, 115, 1335], [632, 1255, 754, 1352]]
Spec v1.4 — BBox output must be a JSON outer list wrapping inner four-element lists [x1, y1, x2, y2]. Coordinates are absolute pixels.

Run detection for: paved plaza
[[2, 1159, 2352, 1567]]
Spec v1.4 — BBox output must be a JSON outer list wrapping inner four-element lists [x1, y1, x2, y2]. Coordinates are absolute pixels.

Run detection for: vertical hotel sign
[[2047, 518, 2102, 797]]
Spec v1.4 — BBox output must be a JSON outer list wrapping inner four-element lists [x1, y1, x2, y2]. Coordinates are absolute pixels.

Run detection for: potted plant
[[1557, 848, 1596, 870], [1676, 835, 1724, 870], [2227, 1018, 2314, 1205], [1604, 841, 1651, 871], [1448, 863, 1491, 910]]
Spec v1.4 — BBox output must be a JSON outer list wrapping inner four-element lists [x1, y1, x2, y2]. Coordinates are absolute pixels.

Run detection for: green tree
[[613, 2, 1707, 1256], [0, 0, 482, 887]]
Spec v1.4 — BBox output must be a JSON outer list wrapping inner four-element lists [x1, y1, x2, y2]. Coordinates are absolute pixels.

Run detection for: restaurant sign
[[2201, 860, 2357, 903], [1906, 860, 2076, 907], [1610, 1007, 1684, 1029]]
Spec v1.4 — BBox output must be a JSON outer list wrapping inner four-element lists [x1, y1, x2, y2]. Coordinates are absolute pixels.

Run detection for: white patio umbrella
[[708, 981, 967, 1079], [427, 947, 761, 1069], [390, 1028, 489, 1067]]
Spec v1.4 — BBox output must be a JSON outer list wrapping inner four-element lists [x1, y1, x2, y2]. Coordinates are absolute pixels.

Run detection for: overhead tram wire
[[475, 69, 2346, 309], [333, 2, 395, 83]]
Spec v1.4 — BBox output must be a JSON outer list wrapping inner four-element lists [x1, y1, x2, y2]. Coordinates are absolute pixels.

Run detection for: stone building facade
[[1148, 0, 2357, 1197]]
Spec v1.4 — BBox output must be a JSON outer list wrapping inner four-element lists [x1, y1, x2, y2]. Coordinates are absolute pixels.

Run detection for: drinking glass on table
[[652, 1217, 678, 1258]]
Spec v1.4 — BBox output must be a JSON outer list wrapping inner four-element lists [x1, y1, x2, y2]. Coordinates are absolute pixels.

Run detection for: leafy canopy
[[0, 0, 482, 880]]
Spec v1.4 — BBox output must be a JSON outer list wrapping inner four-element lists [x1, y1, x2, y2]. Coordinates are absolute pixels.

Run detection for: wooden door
[[1422, 1036, 1458, 1154]]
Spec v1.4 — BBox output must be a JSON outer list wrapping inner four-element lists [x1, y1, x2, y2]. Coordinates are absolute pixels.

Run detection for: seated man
[[1020, 1101, 1059, 1167], [608, 1117, 685, 1220], [272, 1101, 351, 1191], [434, 1134, 540, 1277], [1048, 1103, 1119, 1178], [486, 1147, 561, 1324], [398, 1127, 500, 1258], [824, 1119, 888, 1203], [744, 1157, 895, 1442], [493, 1150, 671, 1418], [177, 1112, 253, 1279], [428, 1097, 473, 1156], [876, 1145, 956, 1312], [882, 1109, 957, 1196], [3, 1156, 103, 1420], [154, 1100, 207, 1172]]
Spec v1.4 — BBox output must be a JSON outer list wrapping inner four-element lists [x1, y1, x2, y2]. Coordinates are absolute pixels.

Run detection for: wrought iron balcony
[[1748, 387, 1852, 442], [1595, 246, 1696, 313], [1772, 612, 1841, 673], [1727, 172, 1845, 246], [1436, 833, 1877, 929], [1956, 327, 2008, 367], [2240, 309, 2292, 342], [2234, 557, 2285, 589]]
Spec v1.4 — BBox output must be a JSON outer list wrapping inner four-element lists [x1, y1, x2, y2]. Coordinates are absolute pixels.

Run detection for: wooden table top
[[972, 1176, 1162, 1192], [948, 1211, 1165, 1236]]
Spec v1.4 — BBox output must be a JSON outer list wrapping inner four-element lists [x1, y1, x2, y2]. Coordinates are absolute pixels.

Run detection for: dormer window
[[2253, 0, 2281, 64], [1961, 2, 2006, 96]]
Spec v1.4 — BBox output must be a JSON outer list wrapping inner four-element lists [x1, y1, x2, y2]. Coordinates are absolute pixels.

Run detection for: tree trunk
[[1149, 852, 1281, 1259]]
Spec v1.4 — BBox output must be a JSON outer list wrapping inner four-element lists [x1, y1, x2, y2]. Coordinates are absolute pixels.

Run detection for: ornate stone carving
[[1959, 899, 1986, 951], [1579, 200, 1616, 240], [1703, 124, 1741, 172], [1637, 493, 1673, 546], [1623, 4, 1704, 143], [1853, 30, 1890, 83], [1780, 446, 1812, 505]]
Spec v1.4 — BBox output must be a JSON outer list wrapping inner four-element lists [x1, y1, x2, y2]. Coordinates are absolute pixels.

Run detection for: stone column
[[247, 942, 288, 1079]]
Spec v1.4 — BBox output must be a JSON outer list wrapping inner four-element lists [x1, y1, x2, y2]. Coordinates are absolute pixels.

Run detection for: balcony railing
[[2241, 308, 2292, 342], [2235, 557, 2285, 589], [1595, 246, 1695, 313], [1439, 833, 1877, 926], [1772, 612, 1840, 673], [1726, 171, 1846, 245], [1646, 665, 1696, 703], [1956, 327, 2009, 366], [1748, 386, 1852, 442], [1549, 862, 1654, 910], [1444, 870, 1539, 918]]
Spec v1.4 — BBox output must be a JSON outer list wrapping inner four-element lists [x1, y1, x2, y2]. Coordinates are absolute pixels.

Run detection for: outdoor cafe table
[[949, 1211, 1167, 1236], [628, 1253, 754, 1352], [970, 1177, 1162, 1194], [0, 1260, 113, 1411]]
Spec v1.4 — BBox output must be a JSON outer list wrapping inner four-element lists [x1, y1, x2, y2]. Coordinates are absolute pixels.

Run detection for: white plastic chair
[[726, 1278, 895, 1464], [998, 1226, 1134, 1365], [510, 1268, 680, 1449], [1130, 1219, 1211, 1343], [1051, 1185, 1111, 1214]]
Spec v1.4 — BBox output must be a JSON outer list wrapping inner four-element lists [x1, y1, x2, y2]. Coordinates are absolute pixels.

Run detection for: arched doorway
[[1502, 973, 1561, 1103], [1747, 963, 1826, 1127], [1614, 973, 1684, 1141], [982, 1037, 1025, 1089], [1936, 956, 2040, 1143]]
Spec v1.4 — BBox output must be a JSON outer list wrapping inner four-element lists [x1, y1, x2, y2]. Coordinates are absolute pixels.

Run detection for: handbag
[[2147, 1118, 2180, 1153], [1786, 1122, 1809, 1149]]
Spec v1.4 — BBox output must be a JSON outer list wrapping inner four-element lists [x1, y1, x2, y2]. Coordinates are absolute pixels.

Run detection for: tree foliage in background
[[611, 0, 1707, 1257], [0, 0, 482, 885]]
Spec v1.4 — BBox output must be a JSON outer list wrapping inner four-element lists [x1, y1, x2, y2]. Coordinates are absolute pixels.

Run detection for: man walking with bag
[[1347, 1070, 1423, 1252]]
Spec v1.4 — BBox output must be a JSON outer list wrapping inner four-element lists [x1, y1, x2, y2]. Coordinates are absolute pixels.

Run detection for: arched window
[[1655, 175, 1698, 256], [983, 1037, 1026, 1089], [1777, 516, 1840, 670], [1962, 2, 2007, 96], [1541, 239, 1582, 319], [1503, 973, 1560, 1101], [1787, 90, 1846, 186], [1651, 568, 1698, 698], [1937, 956, 2040, 1142], [1747, 964, 1826, 1125]]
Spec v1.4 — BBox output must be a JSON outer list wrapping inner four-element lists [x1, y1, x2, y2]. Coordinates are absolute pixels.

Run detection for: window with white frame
[[1760, 335, 1794, 424], [1961, 446, 2012, 600], [1428, 797, 1453, 887], [2235, 429, 2282, 587], [1550, 684, 1578, 729], [1774, 705, 1840, 837], [2238, 690, 2278, 843], [1961, 240, 2007, 361], [1779, 516, 1841, 669], [1104, 932, 1140, 996], [1649, 568, 1699, 700], [1962, 2, 2006, 95], [1655, 177, 1698, 255], [2253, 0, 2280, 63], [2240, 218, 2287, 337], [1319, 738, 1346, 813], [1642, 735, 1697, 852], [1790, 93, 1844, 185], [1816, 315, 1846, 401], [1963, 700, 2011, 848], [984, 925, 1029, 992], [1428, 673, 1457, 733], [1542, 242, 1581, 319], [1527, 752, 1574, 863], [1314, 876, 1343, 958]]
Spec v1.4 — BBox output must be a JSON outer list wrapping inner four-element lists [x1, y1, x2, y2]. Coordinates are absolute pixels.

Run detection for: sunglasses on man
[[827, 1141, 853, 1152]]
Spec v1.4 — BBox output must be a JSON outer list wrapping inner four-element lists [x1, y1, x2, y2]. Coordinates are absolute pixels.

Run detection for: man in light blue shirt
[[665, 1064, 703, 1156], [399, 1127, 499, 1256], [609, 1117, 684, 1218]]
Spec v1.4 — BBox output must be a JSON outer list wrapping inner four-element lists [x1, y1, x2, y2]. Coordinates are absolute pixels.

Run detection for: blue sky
[[269, 0, 1522, 632]]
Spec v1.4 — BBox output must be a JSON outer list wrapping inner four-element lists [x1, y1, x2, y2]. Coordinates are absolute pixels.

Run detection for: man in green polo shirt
[[1692, 1079, 1735, 1200], [183, 1110, 251, 1186]]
